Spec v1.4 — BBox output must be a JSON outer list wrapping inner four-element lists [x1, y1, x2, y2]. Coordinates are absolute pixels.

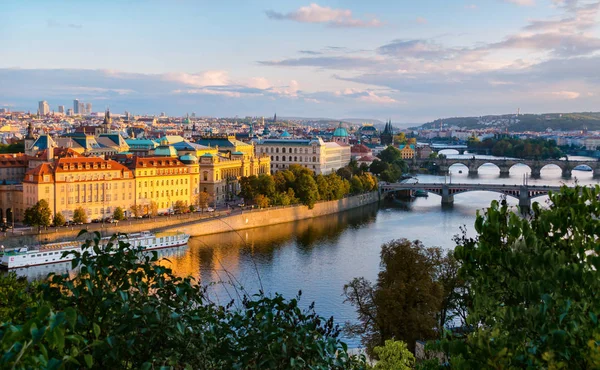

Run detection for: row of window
[[259, 147, 317, 154], [138, 178, 188, 187], [138, 189, 188, 199], [271, 156, 317, 163]]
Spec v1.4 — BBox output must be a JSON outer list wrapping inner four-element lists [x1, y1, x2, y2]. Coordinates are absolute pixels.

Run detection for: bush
[[0, 231, 367, 369]]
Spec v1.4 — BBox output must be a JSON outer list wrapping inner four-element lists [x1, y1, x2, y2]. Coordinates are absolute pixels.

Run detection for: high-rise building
[[58, 105, 65, 114], [67, 108, 74, 116], [78, 102, 85, 115], [73, 99, 79, 114], [38, 101, 50, 115], [86, 103, 92, 115]]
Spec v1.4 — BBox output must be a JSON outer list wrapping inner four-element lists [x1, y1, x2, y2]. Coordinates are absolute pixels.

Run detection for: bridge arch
[[438, 149, 460, 156], [448, 163, 470, 174], [475, 162, 501, 175]]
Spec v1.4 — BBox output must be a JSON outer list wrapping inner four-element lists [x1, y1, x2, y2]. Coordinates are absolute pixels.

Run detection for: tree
[[254, 194, 270, 209], [196, 191, 211, 211], [239, 175, 258, 202], [393, 133, 407, 145], [130, 204, 143, 218], [295, 173, 320, 209], [337, 167, 353, 181], [73, 207, 87, 224], [173, 200, 187, 214], [113, 207, 125, 221], [149, 201, 158, 217], [350, 175, 364, 194], [377, 146, 403, 164], [23, 199, 52, 232], [371, 340, 415, 370], [52, 212, 66, 227], [344, 239, 444, 354], [439, 186, 600, 368], [0, 233, 367, 369]]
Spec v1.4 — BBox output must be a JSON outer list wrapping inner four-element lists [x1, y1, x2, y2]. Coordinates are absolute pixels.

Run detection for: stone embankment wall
[[0, 192, 379, 248], [160, 191, 379, 237]]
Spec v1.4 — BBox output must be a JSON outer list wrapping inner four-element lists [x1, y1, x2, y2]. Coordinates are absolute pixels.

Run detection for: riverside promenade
[[0, 192, 379, 249]]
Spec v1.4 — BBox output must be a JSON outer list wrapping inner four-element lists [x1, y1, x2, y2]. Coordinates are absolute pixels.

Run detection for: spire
[[274, 112, 277, 123], [104, 108, 112, 126], [26, 122, 34, 139]]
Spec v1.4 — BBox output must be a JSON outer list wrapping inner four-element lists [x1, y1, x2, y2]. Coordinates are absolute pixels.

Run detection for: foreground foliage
[[434, 185, 600, 368], [0, 231, 366, 369], [344, 239, 462, 355]]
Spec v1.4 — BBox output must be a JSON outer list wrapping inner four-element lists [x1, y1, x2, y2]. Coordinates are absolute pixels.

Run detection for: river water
[[14, 152, 600, 347], [159, 152, 600, 347]]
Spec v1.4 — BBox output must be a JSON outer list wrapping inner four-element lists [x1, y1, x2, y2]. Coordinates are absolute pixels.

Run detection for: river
[[158, 152, 600, 347], [13, 152, 600, 347]]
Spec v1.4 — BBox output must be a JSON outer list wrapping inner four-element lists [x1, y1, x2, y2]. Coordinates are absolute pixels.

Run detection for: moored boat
[[0, 231, 190, 270]]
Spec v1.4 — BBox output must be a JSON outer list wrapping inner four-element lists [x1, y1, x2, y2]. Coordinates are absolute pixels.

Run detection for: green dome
[[154, 145, 178, 157], [232, 151, 244, 155], [280, 130, 291, 138], [179, 154, 198, 163], [201, 152, 213, 157], [333, 123, 349, 137]]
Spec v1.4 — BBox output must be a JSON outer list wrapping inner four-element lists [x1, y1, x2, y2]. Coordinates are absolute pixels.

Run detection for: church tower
[[381, 119, 394, 146], [24, 122, 36, 156], [103, 108, 112, 134]]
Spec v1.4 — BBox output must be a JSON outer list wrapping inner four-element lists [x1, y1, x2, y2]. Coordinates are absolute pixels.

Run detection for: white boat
[[0, 231, 190, 270]]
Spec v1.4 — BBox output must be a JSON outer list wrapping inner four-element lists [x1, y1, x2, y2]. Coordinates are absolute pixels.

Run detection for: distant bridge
[[380, 182, 565, 208], [429, 144, 468, 155], [409, 157, 600, 178]]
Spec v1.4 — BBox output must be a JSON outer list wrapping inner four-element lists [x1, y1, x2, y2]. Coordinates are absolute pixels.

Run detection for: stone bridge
[[380, 182, 565, 208], [410, 157, 600, 178]]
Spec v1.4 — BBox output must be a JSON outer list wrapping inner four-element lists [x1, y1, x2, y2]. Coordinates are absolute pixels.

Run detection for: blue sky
[[1, 0, 599, 122]]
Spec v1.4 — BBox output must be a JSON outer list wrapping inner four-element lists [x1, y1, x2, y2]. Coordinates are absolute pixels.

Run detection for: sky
[[1, 0, 599, 123]]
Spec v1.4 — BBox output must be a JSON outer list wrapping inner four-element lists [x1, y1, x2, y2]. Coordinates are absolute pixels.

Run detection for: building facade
[[255, 137, 350, 175], [22, 157, 135, 221]]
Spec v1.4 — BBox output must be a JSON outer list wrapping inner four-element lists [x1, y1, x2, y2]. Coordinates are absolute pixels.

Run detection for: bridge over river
[[380, 182, 566, 208], [409, 157, 600, 178]]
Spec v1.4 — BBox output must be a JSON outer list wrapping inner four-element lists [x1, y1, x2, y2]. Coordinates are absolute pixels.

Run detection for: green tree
[[239, 175, 258, 202], [295, 173, 320, 209], [52, 212, 66, 227], [350, 175, 364, 194], [369, 160, 389, 176], [23, 199, 52, 232], [0, 233, 367, 369], [73, 207, 87, 224], [254, 194, 270, 208], [173, 200, 187, 214], [378, 146, 403, 163], [371, 340, 415, 370], [337, 166, 353, 181], [344, 239, 444, 354], [439, 186, 600, 369], [113, 207, 125, 221], [393, 133, 407, 145]]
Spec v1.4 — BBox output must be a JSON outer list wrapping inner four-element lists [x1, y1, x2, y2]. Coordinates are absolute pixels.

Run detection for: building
[[196, 135, 270, 205], [127, 156, 196, 213], [255, 137, 350, 175], [381, 120, 394, 146], [86, 103, 92, 115], [38, 101, 50, 116], [73, 99, 79, 115], [78, 102, 85, 116], [397, 144, 416, 159], [22, 157, 135, 221], [0, 153, 29, 183], [58, 105, 65, 114]]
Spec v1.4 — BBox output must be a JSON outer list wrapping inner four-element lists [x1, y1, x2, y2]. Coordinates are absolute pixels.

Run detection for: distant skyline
[[1, 0, 599, 123]]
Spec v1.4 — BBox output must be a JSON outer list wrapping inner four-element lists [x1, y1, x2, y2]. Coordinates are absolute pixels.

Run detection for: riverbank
[[0, 192, 379, 248]]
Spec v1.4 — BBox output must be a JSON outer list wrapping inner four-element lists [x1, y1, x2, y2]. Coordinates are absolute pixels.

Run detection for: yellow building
[[129, 156, 197, 213], [196, 135, 270, 205], [397, 144, 416, 160], [23, 157, 135, 221]]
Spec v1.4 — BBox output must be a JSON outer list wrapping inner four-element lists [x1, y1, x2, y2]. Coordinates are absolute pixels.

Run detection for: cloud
[[299, 50, 323, 55], [47, 19, 83, 29], [416, 17, 428, 24], [258, 56, 387, 70], [551, 91, 580, 99], [377, 39, 449, 59], [526, 1, 600, 32], [503, 0, 535, 6], [265, 3, 382, 28], [489, 32, 600, 56], [163, 71, 230, 87]]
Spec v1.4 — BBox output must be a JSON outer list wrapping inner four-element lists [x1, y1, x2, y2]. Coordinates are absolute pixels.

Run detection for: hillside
[[412, 112, 600, 132]]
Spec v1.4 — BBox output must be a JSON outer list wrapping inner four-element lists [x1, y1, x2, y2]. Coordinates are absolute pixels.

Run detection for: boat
[[0, 231, 190, 270], [414, 190, 429, 197]]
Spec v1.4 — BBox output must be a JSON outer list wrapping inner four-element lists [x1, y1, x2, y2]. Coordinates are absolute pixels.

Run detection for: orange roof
[[54, 157, 131, 173], [351, 144, 372, 154], [0, 153, 28, 167], [130, 156, 186, 169], [24, 163, 55, 180]]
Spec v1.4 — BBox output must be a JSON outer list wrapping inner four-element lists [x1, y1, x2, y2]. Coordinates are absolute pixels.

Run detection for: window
[[282, 148, 286, 153]]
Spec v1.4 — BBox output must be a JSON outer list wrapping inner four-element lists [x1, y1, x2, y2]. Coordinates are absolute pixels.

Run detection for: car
[[142, 214, 151, 218], [237, 203, 245, 207], [207, 207, 215, 212], [91, 218, 100, 223]]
